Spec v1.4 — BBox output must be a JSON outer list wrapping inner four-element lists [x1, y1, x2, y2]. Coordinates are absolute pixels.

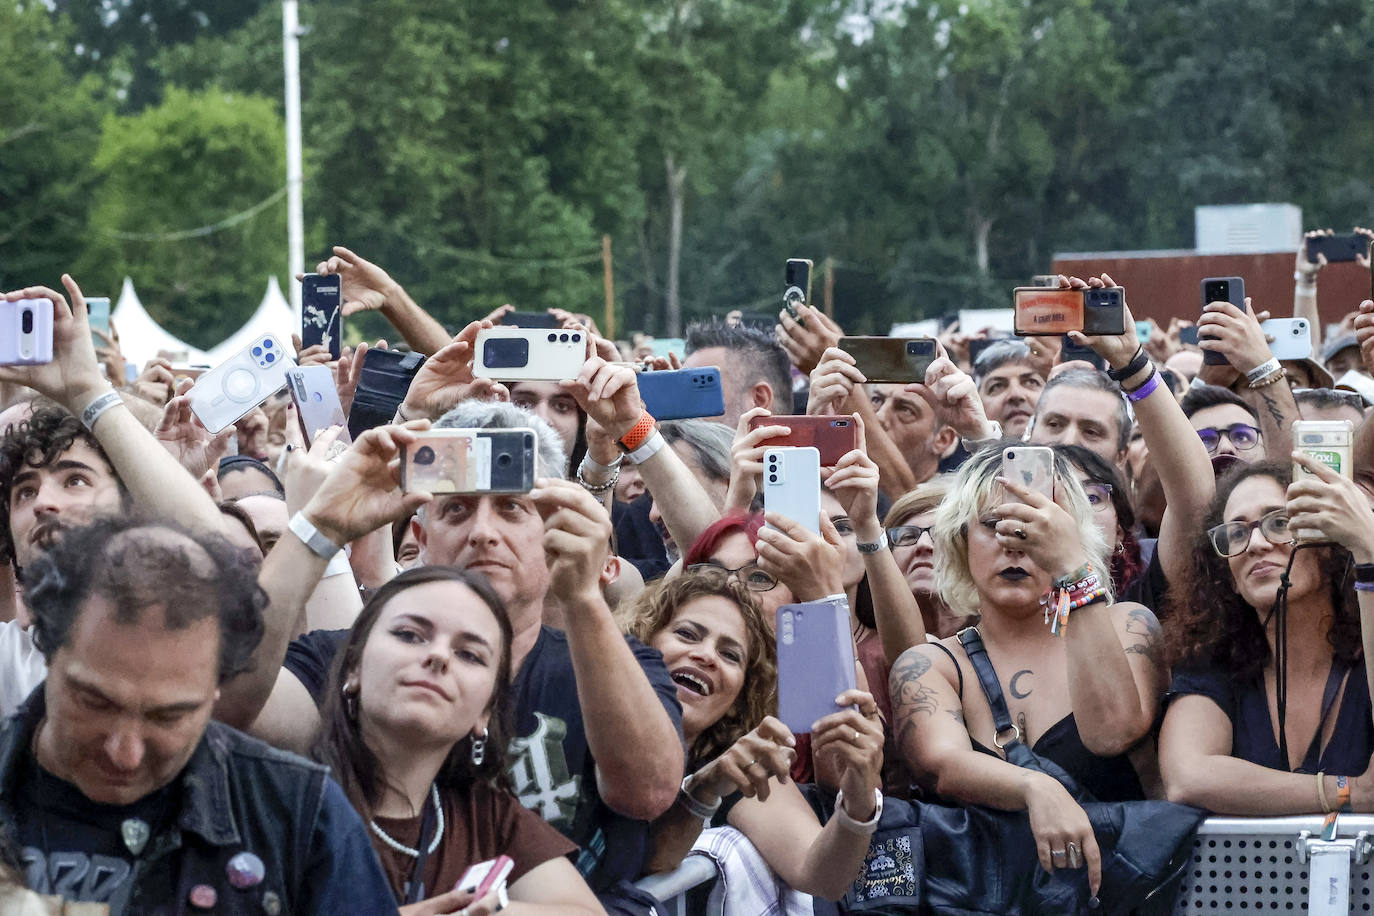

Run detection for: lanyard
[[402, 795, 438, 905]]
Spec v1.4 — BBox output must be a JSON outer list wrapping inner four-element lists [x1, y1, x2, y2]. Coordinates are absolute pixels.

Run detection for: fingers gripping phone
[[301, 273, 343, 360], [188, 335, 295, 434], [400, 428, 537, 494], [837, 336, 937, 383], [763, 446, 821, 536], [784, 258, 813, 321], [748, 415, 859, 465], [1293, 419, 1353, 541], [1306, 233, 1368, 264], [473, 327, 587, 382], [776, 597, 857, 734], [287, 366, 351, 448], [636, 366, 725, 420], [456, 855, 514, 906], [0, 299, 53, 367], [1001, 446, 1054, 501], [1200, 277, 1246, 366]]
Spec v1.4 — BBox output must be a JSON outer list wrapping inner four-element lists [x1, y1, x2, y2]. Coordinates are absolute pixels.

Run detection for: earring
[[470, 727, 488, 767], [342, 683, 358, 720]]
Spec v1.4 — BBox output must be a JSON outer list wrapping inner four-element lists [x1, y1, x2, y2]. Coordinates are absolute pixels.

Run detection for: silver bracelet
[[582, 452, 623, 474], [80, 390, 122, 431], [1245, 357, 1281, 385], [575, 459, 620, 494]]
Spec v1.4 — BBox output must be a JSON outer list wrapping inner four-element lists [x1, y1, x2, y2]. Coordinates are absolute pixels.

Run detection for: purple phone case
[[776, 598, 857, 734]]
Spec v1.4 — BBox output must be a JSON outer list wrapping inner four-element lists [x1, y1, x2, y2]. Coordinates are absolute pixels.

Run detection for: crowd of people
[[3, 231, 1374, 914]]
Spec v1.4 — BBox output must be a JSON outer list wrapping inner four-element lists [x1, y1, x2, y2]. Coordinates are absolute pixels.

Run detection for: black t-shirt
[[1121, 539, 1169, 619], [612, 495, 671, 582], [284, 625, 683, 891], [15, 756, 178, 910]]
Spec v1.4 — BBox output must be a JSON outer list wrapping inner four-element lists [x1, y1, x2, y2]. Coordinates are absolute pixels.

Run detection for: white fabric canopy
[[111, 277, 211, 366], [207, 277, 299, 363]]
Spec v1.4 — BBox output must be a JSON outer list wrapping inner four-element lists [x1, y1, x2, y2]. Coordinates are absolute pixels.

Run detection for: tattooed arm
[[1238, 375, 1300, 467], [1063, 600, 1166, 758]]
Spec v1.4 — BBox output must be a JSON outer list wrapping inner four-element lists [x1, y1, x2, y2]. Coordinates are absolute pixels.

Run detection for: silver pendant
[[121, 818, 151, 856]]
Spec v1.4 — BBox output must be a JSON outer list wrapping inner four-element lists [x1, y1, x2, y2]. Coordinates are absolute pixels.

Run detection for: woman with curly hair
[[628, 571, 885, 901], [1159, 458, 1374, 814], [313, 566, 602, 915]]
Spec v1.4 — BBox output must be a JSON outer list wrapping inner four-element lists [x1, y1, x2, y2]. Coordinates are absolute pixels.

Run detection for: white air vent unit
[[1195, 203, 1302, 254]]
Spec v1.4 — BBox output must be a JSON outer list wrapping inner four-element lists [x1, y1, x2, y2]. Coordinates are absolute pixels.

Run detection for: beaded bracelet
[[1248, 368, 1287, 389]]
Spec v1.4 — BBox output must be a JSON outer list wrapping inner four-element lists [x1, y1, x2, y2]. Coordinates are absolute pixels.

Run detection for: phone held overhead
[[0, 299, 53, 367], [473, 327, 587, 383], [188, 335, 296, 434], [300, 273, 343, 361]]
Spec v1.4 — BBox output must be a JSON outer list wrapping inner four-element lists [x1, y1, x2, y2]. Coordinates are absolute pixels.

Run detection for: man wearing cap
[[1322, 333, 1367, 382]]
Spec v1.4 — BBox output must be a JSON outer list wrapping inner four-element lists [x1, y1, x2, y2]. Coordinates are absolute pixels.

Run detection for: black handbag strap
[[956, 627, 1016, 738]]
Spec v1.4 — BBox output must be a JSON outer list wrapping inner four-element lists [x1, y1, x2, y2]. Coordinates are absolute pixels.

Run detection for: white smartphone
[[1293, 419, 1353, 541], [1001, 446, 1055, 501], [189, 334, 296, 434], [0, 299, 53, 367], [1260, 318, 1313, 361], [473, 327, 587, 382], [286, 365, 351, 449], [763, 446, 821, 536]]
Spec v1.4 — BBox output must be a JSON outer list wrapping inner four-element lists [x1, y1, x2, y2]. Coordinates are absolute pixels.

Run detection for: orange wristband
[[618, 411, 657, 453]]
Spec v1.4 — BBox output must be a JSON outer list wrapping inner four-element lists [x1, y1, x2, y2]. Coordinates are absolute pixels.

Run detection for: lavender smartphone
[[0, 299, 53, 366], [776, 598, 857, 734]]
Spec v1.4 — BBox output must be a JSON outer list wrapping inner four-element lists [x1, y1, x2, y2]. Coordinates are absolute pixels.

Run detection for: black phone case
[[1059, 335, 1107, 370], [1081, 288, 1126, 336], [1306, 234, 1368, 265], [499, 311, 560, 329], [347, 349, 426, 439], [1200, 278, 1245, 366]]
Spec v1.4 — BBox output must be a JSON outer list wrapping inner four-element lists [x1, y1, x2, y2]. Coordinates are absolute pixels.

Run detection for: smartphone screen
[[301, 274, 343, 360]]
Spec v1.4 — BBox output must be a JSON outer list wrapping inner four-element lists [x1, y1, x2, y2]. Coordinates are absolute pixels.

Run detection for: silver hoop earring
[[342, 683, 359, 720], [470, 727, 488, 767]]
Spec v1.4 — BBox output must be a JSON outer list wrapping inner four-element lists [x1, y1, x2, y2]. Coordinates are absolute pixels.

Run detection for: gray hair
[[973, 339, 1032, 385], [657, 419, 733, 483], [433, 399, 567, 480], [1035, 368, 1132, 453]]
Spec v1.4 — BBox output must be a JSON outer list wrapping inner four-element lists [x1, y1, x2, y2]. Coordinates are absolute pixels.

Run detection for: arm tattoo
[[1258, 390, 1285, 429], [1123, 607, 1163, 666], [891, 650, 944, 758]]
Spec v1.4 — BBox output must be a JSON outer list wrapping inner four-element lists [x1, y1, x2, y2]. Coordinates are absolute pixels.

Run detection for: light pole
[[283, 0, 304, 319]]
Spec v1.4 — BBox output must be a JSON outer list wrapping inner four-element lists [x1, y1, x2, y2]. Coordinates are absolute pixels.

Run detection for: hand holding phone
[[188, 335, 295, 434], [301, 273, 343, 361], [776, 598, 857, 734], [1199, 277, 1246, 366]]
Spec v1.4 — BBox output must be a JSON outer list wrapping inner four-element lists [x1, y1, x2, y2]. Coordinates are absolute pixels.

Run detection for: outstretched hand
[[299, 422, 435, 547], [155, 392, 234, 479], [0, 275, 110, 411]]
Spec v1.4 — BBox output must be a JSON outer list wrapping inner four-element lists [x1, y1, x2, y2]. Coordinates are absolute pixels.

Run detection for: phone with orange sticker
[[1012, 288, 1084, 336]]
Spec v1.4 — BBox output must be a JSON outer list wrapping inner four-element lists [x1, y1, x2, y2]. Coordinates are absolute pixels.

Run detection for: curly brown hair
[[623, 571, 777, 768], [1165, 461, 1361, 679]]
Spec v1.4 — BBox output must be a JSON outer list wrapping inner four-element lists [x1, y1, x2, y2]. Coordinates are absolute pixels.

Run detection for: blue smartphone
[[301, 273, 343, 360], [776, 598, 857, 734], [87, 297, 111, 349], [636, 366, 724, 421]]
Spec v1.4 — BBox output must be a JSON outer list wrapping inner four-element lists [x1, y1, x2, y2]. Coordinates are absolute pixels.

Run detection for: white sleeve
[[0, 620, 46, 720]]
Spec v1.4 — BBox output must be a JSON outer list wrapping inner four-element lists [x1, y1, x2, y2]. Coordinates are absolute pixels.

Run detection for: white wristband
[[289, 512, 343, 560], [627, 430, 667, 464], [1245, 357, 1281, 384], [80, 390, 122, 431], [832, 788, 883, 835], [582, 452, 624, 474]]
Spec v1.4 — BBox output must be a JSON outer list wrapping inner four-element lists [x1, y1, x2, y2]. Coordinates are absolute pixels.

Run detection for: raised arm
[[311, 246, 451, 356], [531, 478, 683, 820], [0, 277, 225, 534], [1072, 274, 1214, 583], [890, 644, 1102, 894]]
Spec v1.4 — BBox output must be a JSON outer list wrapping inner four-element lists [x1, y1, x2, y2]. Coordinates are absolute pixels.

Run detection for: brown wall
[[1050, 251, 1372, 330]]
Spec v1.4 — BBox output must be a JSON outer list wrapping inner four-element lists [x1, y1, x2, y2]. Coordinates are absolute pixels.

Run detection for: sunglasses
[[1195, 423, 1260, 454], [1207, 509, 1293, 557], [887, 525, 934, 548], [686, 561, 779, 592]]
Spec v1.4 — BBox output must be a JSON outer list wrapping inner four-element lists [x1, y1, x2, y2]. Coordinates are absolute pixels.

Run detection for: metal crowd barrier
[[635, 815, 1374, 916]]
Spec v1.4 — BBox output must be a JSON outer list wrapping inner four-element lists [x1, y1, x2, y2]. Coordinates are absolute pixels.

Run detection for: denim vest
[[0, 689, 399, 915]]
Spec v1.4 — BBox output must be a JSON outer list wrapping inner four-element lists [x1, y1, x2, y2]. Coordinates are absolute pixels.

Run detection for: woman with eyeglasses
[[1052, 445, 1147, 598], [1158, 458, 1374, 815], [628, 571, 885, 900], [890, 445, 1165, 891], [883, 476, 980, 640]]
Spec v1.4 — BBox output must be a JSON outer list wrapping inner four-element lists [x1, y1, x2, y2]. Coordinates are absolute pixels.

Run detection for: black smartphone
[[499, 310, 560, 329], [1306, 233, 1368, 265], [1081, 287, 1126, 336], [301, 273, 343, 360], [1200, 277, 1246, 366], [785, 258, 814, 305], [737, 312, 777, 330], [1179, 325, 1201, 347], [1059, 335, 1107, 371], [347, 348, 427, 440]]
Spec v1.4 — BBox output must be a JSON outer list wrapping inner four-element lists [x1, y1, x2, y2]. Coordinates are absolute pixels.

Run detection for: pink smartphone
[[456, 855, 514, 898]]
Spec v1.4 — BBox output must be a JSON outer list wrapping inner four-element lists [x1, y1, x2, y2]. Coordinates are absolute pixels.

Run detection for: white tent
[[111, 277, 211, 367], [207, 277, 299, 363]]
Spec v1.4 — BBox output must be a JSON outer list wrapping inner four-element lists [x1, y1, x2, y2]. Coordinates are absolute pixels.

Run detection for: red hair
[[684, 512, 764, 566]]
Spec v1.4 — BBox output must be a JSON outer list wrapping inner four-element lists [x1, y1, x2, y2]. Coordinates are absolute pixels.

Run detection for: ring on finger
[[1050, 848, 1068, 863], [1067, 842, 1083, 869], [1013, 528, 1027, 539]]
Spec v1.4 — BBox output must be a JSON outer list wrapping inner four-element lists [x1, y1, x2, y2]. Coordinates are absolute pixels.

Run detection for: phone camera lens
[[547, 333, 557, 342], [1006, 451, 1016, 460], [265, 353, 275, 363], [497, 453, 512, 467], [559, 333, 569, 343], [572, 333, 581, 342], [252, 347, 263, 357], [20, 311, 32, 335], [263, 339, 273, 349], [313, 392, 323, 402], [768, 474, 778, 483]]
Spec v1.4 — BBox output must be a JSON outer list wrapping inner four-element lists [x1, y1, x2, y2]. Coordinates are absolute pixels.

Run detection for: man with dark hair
[[0, 515, 396, 912], [683, 320, 793, 427], [1293, 386, 1366, 426], [1180, 384, 1264, 463], [1028, 368, 1132, 467], [973, 339, 1045, 438]]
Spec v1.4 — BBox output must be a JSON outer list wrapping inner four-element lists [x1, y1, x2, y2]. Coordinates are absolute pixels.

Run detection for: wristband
[[80, 390, 122, 431], [1106, 346, 1149, 382], [1247, 368, 1287, 389], [575, 458, 620, 494], [1245, 358, 1282, 385], [1355, 581, 1374, 593], [322, 549, 352, 578], [1053, 562, 1095, 589], [1295, 270, 1318, 285], [582, 452, 624, 474], [617, 411, 657, 453], [1338, 774, 1352, 813], [678, 774, 721, 820], [1124, 371, 1161, 403], [1318, 771, 1332, 814], [857, 531, 888, 554], [627, 430, 667, 465], [961, 420, 1003, 453], [288, 512, 344, 560], [832, 788, 883, 835], [1355, 563, 1374, 585]]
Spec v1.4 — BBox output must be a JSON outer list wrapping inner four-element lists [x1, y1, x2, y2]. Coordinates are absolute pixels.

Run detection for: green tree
[[76, 87, 288, 349]]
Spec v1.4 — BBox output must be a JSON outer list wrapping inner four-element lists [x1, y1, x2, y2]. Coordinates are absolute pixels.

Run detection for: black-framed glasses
[[1195, 423, 1260, 454], [887, 525, 934, 548], [1082, 482, 1113, 513], [1207, 509, 1293, 557], [687, 562, 778, 592]]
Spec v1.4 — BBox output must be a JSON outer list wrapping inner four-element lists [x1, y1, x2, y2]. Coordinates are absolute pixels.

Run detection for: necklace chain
[[370, 785, 443, 857]]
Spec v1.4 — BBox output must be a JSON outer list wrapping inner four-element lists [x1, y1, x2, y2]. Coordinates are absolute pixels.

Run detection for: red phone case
[[748, 415, 859, 465]]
